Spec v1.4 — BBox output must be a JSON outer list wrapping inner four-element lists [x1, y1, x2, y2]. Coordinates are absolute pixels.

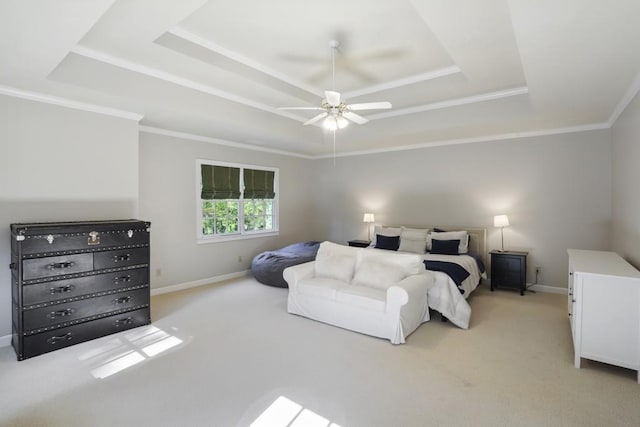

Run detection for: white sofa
[[283, 241, 434, 344]]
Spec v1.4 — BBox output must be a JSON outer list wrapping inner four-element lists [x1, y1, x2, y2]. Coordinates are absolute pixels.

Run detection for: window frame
[[196, 159, 279, 243]]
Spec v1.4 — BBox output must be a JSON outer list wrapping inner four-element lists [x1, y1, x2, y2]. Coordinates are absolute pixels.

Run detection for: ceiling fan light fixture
[[323, 115, 349, 131], [278, 39, 391, 133]]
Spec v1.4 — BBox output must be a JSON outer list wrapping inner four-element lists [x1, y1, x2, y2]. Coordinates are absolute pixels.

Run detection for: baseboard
[[150, 270, 250, 296], [0, 334, 12, 348], [526, 283, 568, 294]]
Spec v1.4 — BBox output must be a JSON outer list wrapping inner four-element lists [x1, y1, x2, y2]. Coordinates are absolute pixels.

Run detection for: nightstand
[[490, 250, 528, 295], [348, 239, 371, 248]]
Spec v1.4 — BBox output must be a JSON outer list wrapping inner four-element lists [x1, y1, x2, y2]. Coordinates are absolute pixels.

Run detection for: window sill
[[197, 231, 279, 244]]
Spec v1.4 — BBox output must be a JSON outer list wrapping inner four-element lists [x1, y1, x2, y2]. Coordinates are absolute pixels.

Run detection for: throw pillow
[[428, 230, 469, 254], [431, 239, 460, 255], [375, 234, 400, 251], [371, 226, 401, 247], [398, 227, 428, 254]]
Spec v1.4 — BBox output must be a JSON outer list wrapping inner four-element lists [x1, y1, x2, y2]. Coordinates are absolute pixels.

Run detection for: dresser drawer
[[22, 267, 149, 306], [492, 256, 519, 272], [23, 287, 149, 332], [22, 254, 93, 281], [94, 247, 148, 270], [21, 308, 150, 359], [16, 223, 149, 255]]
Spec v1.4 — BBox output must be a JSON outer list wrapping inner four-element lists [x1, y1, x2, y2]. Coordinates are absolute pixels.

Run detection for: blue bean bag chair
[[252, 241, 320, 287]]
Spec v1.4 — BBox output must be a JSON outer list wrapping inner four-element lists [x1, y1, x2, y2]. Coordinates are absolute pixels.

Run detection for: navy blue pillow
[[431, 239, 460, 255], [375, 234, 400, 251]]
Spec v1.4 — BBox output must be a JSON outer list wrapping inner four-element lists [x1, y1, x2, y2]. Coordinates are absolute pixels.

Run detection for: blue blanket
[[424, 260, 470, 293]]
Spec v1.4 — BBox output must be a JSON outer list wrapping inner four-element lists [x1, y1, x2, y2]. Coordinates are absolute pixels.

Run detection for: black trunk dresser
[[9, 220, 151, 360]]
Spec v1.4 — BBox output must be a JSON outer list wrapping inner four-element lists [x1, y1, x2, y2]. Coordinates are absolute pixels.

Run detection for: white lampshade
[[494, 214, 510, 228], [363, 213, 375, 223]]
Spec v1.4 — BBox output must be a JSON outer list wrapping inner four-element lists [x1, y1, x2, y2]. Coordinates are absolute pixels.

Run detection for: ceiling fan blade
[[347, 101, 392, 111], [304, 112, 328, 126], [324, 90, 341, 106], [278, 107, 324, 110], [342, 111, 369, 125]]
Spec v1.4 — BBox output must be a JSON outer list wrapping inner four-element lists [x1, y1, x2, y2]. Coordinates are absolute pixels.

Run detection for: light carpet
[[1, 278, 639, 426]]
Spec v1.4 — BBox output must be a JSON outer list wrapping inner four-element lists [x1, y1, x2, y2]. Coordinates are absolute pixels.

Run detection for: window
[[197, 160, 278, 241]]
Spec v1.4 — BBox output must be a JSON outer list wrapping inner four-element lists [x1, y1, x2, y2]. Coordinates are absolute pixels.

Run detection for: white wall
[[311, 130, 612, 289], [0, 95, 139, 337], [612, 90, 640, 268], [138, 131, 314, 290]]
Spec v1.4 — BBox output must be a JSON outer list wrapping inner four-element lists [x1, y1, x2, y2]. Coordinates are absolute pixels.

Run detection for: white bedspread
[[422, 254, 487, 329]]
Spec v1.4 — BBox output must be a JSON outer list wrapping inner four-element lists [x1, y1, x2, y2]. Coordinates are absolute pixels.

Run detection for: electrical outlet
[[535, 266, 541, 275], [237, 255, 243, 263]]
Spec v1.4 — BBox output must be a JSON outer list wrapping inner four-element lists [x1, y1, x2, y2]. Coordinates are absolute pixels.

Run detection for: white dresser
[[567, 249, 640, 383]]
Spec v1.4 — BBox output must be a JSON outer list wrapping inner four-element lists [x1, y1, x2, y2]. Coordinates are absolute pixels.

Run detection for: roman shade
[[200, 165, 240, 199], [243, 169, 275, 199]]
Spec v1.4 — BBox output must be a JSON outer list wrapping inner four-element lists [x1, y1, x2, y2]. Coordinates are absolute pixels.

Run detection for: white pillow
[[352, 259, 406, 290], [428, 230, 469, 254], [314, 241, 359, 282], [356, 249, 423, 276], [372, 226, 401, 247], [398, 227, 429, 254]]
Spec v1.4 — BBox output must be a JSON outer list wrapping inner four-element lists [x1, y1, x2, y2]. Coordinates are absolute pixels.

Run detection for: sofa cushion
[[297, 277, 346, 299], [335, 285, 386, 311], [314, 241, 359, 282], [352, 258, 407, 290], [357, 249, 423, 275]]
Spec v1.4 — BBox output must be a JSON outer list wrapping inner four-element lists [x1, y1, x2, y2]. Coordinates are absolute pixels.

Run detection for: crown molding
[[312, 122, 610, 159], [167, 27, 323, 98], [367, 86, 529, 120], [71, 45, 308, 123], [608, 72, 640, 126], [139, 125, 313, 159], [0, 85, 143, 121], [343, 66, 461, 99]]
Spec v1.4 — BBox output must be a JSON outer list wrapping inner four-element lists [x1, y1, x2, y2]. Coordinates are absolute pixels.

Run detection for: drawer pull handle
[[112, 254, 131, 263], [114, 275, 132, 284], [47, 333, 73, 345], [114, 296, 132, 305], [50, 285, 75, 294], [48, 261, 74, 269], [48, 308, 75, 319], [114, 317, 133, 327]]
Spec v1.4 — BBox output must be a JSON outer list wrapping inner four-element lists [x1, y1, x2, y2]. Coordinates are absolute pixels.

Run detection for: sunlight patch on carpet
[[78, 325, 186, 379], [251, 396, 341, 427]]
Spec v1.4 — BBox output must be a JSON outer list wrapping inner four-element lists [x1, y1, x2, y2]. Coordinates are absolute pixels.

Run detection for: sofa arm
[[386, 273, 433, 309], [386, 273, 434, 344], [283, 261, 315, 292]]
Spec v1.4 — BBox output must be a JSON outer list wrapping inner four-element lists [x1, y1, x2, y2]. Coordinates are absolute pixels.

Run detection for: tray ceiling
[[1, 0, 639, 156]]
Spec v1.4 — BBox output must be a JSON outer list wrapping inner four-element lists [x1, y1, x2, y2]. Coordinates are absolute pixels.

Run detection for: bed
[[371, 226, 487, 329]]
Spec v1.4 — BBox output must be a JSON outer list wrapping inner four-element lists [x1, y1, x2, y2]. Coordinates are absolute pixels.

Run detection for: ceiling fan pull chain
[[333, 130, 336, 166]]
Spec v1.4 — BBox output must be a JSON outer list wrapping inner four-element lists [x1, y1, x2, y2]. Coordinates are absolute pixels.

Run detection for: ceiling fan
[[279, 40, 392, 131]]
